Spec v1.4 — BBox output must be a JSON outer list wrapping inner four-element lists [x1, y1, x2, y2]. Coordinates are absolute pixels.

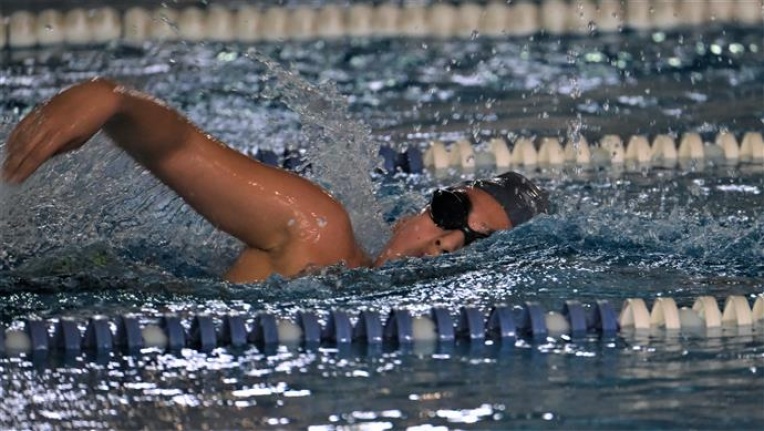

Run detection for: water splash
[[248, 50, 391, 256]]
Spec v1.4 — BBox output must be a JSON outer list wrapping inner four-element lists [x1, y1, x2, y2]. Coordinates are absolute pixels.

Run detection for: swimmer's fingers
[[1, 124, 36, 182], [3, 100, 94, 183], [2, 127, 58, 183]]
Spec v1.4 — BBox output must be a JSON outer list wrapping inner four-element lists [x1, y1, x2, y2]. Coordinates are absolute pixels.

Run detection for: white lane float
[[289, 6, 318, 41], [36, 9, 65, 46], [512, 137, 539, 167], [235, 6, 261, 43], [9, 10, 38, 48], [316, 5, 346, 39], [347, 4, 374, 38], [564, 136, 592, 165], [740, 132, 764, 162], [123, 7, 151, 44], [91, 7, 122, 45], [538, 137, 565, 166], [206, 6, 235, 42], [151, 8, 180, 41], [63, 8, 92, 46]]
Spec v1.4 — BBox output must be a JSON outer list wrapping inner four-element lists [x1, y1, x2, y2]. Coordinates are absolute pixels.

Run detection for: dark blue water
[[1, 28, 763, 429]]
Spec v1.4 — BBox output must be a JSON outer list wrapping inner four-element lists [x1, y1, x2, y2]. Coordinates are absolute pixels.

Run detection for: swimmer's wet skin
[[1, 78, 548, 283]]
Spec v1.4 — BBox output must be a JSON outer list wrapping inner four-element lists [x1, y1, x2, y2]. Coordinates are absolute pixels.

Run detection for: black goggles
[[428, 188, 490, 246]]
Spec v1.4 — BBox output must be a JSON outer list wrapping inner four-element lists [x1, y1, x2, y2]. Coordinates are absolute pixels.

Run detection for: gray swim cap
[[471, 172, 548, 227]]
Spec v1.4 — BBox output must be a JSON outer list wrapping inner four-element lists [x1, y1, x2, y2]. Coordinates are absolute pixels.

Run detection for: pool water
[[1, 27, 763, 429]]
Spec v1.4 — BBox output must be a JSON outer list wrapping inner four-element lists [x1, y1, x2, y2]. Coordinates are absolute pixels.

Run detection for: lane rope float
[[2, 0, 762, 50], [2, 295, 762, 360]]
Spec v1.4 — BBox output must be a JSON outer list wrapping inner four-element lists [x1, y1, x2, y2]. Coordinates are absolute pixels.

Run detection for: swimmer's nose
[[429, 231, 464, 256]]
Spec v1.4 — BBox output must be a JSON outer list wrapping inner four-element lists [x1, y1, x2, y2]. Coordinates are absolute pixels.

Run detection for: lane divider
[[401, 131, 764, 174], [2, 0, 762, 50], [2, 295, 762, 358]]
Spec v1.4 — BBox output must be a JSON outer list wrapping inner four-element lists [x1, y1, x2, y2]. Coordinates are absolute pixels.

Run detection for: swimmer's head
[[469, 171, 549, 228], [374, 171, 547, 267]]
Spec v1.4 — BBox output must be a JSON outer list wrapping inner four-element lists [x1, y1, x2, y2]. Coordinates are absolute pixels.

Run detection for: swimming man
[[1, 78, 547, 283]]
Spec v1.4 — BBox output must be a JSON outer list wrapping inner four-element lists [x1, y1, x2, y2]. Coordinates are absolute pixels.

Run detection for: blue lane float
[[2, 296, 763, 360], [377, 145, 425, 175], [353, 310, 383, 344]]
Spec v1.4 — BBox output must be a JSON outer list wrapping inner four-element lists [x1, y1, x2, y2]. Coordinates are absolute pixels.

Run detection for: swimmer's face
[[374, 186, 511, 267]]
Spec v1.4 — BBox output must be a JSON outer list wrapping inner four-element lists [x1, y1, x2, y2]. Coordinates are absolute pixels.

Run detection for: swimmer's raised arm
[[2, 78, 365, 279]]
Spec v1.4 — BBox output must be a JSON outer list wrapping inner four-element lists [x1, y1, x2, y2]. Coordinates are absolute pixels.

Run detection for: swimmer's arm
[[2, 78, 348, 253]]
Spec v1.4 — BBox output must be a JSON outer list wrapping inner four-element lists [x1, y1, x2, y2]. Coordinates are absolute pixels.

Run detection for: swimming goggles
[[428, 188, 491, 246]]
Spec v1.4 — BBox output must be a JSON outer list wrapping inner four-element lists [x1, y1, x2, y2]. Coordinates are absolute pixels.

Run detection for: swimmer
[[1, 78, 547, 283]]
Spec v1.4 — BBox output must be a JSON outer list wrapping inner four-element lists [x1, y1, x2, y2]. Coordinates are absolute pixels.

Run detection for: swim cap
[[471, 172, 548, 227]]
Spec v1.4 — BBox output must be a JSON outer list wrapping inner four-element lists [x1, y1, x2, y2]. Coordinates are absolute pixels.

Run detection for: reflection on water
[[0, 332, 762, 429]]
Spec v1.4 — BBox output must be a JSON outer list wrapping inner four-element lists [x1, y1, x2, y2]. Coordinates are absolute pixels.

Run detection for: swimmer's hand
[[2, 78, 120, 184]]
